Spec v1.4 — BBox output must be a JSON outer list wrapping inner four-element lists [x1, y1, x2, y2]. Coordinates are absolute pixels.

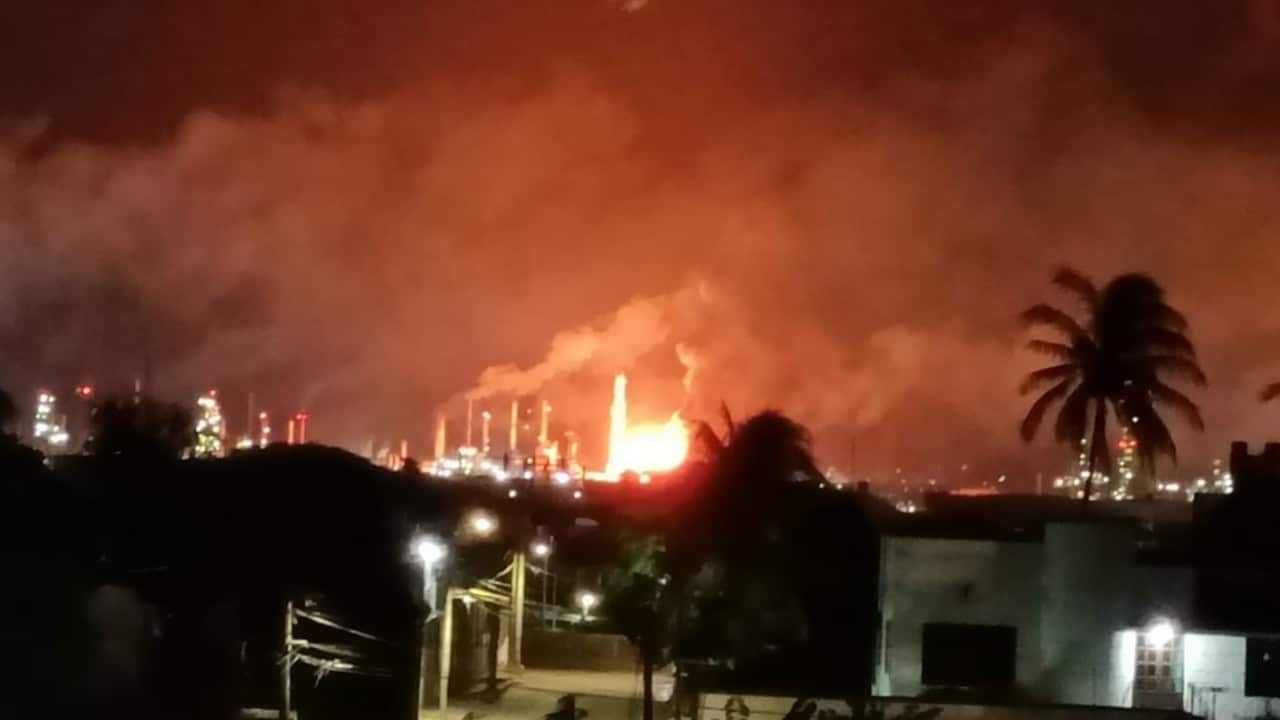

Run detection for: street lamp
[[577, 590, 599, 622], [412, 535, 448, 715], [414, 536, 448, 569], [1144, 617, 1178, 648], [466, 510, 497, 537], [531, 539, 554, 627]]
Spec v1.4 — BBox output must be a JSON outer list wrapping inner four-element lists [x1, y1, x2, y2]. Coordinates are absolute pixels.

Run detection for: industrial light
[[531, 540, 552, 558], [414, 536, 447, 567], [577, 590, 599, 620], [468, 511, 497, 536], [1144, 617, 1177, 648]]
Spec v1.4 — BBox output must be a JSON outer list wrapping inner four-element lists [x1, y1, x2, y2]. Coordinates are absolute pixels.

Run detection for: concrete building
[[873, 447, 1280, 720], [875, 520, 1191, 706]]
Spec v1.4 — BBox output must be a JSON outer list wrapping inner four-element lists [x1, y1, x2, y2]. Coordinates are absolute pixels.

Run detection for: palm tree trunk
[[1083, 401, 1107, 505]]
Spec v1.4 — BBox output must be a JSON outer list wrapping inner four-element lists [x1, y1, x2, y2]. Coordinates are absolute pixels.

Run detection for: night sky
[[4, 1, 1280, 483]]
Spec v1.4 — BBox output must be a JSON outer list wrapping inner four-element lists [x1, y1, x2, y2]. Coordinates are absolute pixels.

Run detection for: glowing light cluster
[[193, 390, 226, 457], [33, 390, 69, 449]]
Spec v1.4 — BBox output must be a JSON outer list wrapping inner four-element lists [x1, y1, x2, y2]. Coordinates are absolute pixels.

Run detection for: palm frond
[[1149, 355, 1207, 386], [719, 401, 736, 439], [1025, 340, 1075, 360], [1154, 304, 1188, 331], [1054, 385, 1092, 445], [1128, 400, 1178, 466], [1051, 267, 1099, 309], [1149, 381, 1205, 431], [690, 420, 726, 457], [1020, 304, 1087, 339], [1019, 378, 1074, 442], [1261, 383, 1280, 403], [1144, 327, 1197, 358], [1019, 364, 1078, 396]]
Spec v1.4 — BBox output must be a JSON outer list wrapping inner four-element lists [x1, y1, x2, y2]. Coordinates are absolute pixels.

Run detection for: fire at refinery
[[604, 373, 689, 478], [425, 371, 689, 482]]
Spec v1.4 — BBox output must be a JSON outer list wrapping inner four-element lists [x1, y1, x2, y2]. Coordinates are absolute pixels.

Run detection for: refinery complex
[[18, 373, 1236, 503], [21, 372, 691, 485], [424, 373, 690, 483]]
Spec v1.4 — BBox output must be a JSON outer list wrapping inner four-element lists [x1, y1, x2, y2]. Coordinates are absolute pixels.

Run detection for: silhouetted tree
[[1020, 268, 1205, 501], [0, 386, 17, 436], [0, 386, 41, 479], [604, 535, 670, 720], [88, 395, 195, 460], [663, 411, 878, 694]]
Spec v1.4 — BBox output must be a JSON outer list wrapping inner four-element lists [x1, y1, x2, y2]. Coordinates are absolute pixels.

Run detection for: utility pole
[[280, 600, 293, 720], [541, 555, 549, 627], [551, 569, 558, 630], [439, 589, 456, 720], [508, 552, 526, 672], [416, 613, 429, 715]]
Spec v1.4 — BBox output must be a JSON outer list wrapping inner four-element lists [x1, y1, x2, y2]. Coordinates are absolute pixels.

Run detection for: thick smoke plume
[[5, 2, 1280, 482]]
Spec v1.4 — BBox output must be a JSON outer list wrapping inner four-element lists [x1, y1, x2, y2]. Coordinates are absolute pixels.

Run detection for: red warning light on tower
[[74, 384, 94, 399]]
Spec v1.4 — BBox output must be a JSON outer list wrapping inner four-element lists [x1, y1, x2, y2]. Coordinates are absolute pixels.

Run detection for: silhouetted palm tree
[[1020, 268, 1205, 501], [689, 407, 818, 487]]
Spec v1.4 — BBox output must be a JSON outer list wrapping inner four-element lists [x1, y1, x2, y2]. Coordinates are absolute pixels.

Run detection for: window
[[921, 623, 1016, 688]]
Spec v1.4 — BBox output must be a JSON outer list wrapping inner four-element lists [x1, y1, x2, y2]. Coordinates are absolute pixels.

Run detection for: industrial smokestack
[[509, 400, 519, 454], [606, 373, 628, 477], [287, 418, 296, 445], [295, 411, 309, 444], [539, 401, 551, 446], [465, 398, 474, 448], [433, 413, 447, 460], [481, 410, 492, 454]]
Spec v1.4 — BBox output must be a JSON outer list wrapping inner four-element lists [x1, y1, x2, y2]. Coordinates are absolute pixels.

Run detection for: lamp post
[[577, 591, 598, 623], [509, 549, 526, 672], [413, 536, 447, 715], [439, 588, 456, 720], [531, 539, 552, 627]]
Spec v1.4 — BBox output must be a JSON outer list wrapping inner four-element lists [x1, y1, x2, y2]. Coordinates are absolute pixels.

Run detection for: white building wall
[[876, 536, 1043, 697], [1183, 633, 1280, 720], [876, 522, 1195, 708], [1039, 523, 1136, 706], [1109, 630, 1138, 709]]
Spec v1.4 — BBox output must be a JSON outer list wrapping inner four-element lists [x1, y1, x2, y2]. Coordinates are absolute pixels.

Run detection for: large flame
[[610, 414, 690, 476], [604, 372, 689, 477]]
